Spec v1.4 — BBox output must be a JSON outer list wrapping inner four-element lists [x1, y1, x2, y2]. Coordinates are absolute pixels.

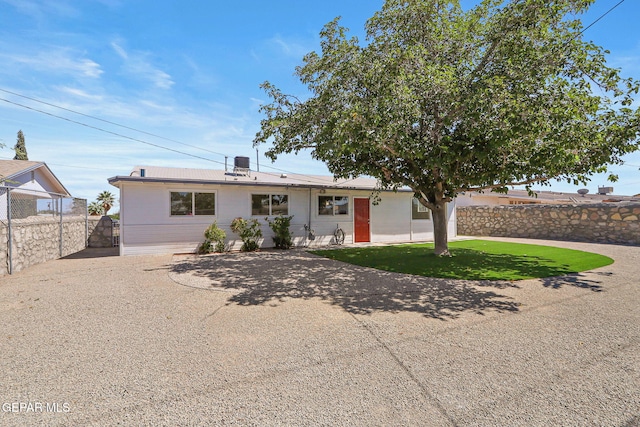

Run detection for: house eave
[[107, 175, 413, 193]]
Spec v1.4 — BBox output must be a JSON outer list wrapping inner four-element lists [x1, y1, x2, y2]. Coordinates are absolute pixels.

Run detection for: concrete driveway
[[0, 238, 638, 426]]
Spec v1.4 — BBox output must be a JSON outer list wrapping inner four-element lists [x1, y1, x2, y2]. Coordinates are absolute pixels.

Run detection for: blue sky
[[0, 0, 638, 207]]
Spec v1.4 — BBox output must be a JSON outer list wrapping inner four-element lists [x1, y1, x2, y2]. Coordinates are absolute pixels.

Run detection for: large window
[[411, 198, 431, 220], [318, 195, 349, 216], [170, 192, 216, 216], [252, 194, 288, 216]]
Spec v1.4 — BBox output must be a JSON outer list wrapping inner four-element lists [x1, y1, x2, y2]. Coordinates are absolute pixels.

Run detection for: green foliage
[[230, 217, 263, 252], [198, 221, 227, 254], [254, 0, 640, 255], [13, 130, 28, 160], [96, 191, 115, 216], [311, 240, 614, 281], [88, 201, 104, 216], [266, 215, 294, 249]]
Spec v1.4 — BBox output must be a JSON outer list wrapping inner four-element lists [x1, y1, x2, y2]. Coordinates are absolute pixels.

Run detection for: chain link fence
[[1, 186, 88, 275]]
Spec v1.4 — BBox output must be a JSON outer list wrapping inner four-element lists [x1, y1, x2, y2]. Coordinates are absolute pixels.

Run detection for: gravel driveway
[[0, 238, 638, 426]]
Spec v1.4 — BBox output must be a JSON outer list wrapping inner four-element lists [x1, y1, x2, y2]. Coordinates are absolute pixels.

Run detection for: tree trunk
[[432, 201, 450, 256]]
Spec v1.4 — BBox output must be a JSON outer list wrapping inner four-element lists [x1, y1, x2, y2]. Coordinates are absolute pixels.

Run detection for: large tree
[[254, 0, 640, 255], [13, 130, 28, 160]]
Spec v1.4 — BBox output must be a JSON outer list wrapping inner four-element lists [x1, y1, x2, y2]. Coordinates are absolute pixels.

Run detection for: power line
[[0, 155, 116, 171], [0, 96, 228, 167], [0, 87, 341, 185], [0, 87, 232, 159], [0, 96, 347, 186], [578, 0, 626, 38]]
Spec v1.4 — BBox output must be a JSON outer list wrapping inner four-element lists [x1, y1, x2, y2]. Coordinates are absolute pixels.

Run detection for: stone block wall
[[88, 216, 115, 248], [0, 216, 105, 275], [457, 202, 640, 245]]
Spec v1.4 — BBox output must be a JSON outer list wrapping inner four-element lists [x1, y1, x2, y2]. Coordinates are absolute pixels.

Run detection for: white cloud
[[268, 34, 310, 58], [55, 86, 104, 101], [0, 47, 103, 79], [110, 41, 128, 60], [110, 41, 174, 89], [1, 0, 79, 19]]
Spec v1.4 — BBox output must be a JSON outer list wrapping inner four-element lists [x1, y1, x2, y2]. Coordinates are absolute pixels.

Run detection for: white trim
[[249, 192, 290, 217], [168, 190, 217, 218], [317, 194, 350, 217]]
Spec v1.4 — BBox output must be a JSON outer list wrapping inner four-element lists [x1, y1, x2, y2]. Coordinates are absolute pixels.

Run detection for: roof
[[463, 188, 639, 204], [108, 165, 411, 192], [0, 159, 44, 179], [0, 159, 71, 196]]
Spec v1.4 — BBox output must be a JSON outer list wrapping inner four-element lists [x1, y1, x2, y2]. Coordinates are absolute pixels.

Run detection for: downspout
[[7, 188, 12, 275], [308, 187, 312, 245]]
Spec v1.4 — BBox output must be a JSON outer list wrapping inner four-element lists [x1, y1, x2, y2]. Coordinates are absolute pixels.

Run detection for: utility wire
[[1, 97, 227, 166], [0, 87, 232, 159], [578, 0, 625, 38], [0, 155, 116, 171], [5, 1, 624, 187], [0, 88, 342, 185], [0, 96, 347, 186]]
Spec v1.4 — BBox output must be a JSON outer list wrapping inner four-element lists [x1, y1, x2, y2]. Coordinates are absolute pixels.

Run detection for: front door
[[354, 198, 370, 243]]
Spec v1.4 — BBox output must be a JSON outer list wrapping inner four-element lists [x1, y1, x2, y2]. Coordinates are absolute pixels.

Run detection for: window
[[170, 192, 215, 216], [411, 198, 431, 220], [252, 194, 288, 216], [319, 195, 349, 216], [195, 193, 216, 215]]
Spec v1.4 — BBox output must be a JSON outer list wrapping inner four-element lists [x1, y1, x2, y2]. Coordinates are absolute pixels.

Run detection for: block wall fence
[[1, 217, 106, 276], [457, 202, 640, 246]]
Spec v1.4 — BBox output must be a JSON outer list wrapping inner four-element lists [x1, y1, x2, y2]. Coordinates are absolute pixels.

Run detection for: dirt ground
[[0, 238, 638, 426]]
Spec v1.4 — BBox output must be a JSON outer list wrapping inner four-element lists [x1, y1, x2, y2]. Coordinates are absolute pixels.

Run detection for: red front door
[[354, 198, 370, 243]]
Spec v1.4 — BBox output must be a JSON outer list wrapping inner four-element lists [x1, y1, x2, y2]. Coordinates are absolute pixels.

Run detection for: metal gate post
[[59, 195, 63, 257], [85, 199, 88, 248], [7, 188, 12, 275]]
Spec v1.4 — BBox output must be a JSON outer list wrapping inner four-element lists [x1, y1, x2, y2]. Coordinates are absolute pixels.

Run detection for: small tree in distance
[[88, 201, 104, 216], [97, 191, 115, 216], [13, 130, 28, 160], [254, 0, 640, 256]]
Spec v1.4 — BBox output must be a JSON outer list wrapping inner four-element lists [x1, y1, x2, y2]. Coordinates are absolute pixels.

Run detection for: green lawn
[[310, 240, 614, 281]]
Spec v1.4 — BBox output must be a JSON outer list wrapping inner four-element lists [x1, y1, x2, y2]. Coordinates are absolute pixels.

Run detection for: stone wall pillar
[[88, 216, 115, 248]]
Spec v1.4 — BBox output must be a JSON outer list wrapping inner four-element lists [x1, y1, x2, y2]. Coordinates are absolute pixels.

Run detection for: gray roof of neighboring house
[[0, 159, 71, 196], [464, 188, 639, 204], [0, 159, 44, 179], [108, 165, 411, 192]]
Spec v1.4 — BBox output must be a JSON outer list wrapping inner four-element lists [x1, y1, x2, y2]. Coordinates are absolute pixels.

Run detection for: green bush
[[230, 217, 262, 252], [266, 215, 294, 249], [198, 221, 227, 254]]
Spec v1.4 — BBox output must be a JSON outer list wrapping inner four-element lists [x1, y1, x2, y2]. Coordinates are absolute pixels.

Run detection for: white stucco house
[[0, 160, 71, 219], [107, 163, 457, 256]]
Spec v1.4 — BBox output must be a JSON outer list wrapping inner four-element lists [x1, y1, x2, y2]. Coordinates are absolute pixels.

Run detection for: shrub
[[266, 215, 294, 249], [198, 221, 227, 254], [230, 217, 262, 252]]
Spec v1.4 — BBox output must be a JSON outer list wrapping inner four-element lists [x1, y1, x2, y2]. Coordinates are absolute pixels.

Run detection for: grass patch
[[310, 240, 614, 281]]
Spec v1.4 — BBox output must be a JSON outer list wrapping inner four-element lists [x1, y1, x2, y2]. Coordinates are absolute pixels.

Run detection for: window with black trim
[[411, 198, 431, 220], [252, 194, 288, 216], [170, 192, 216, 216], [318, 195, 349, 216]]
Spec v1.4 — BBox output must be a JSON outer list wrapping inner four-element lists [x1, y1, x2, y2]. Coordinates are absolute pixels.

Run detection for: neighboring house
[[0, 159, 71, 219], [456, 188, 640, 207], [107, 163, 457, 256]]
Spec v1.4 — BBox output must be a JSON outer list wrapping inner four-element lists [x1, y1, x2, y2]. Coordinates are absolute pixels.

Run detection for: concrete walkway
[[0, 238, 638, 426]]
